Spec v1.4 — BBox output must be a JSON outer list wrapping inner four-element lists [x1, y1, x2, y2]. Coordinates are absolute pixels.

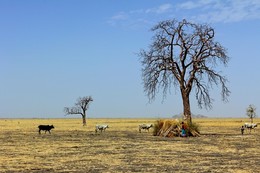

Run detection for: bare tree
[[139, 19, 230, 124], [246, 104, 256, 123], [64, 96, 93, 126]]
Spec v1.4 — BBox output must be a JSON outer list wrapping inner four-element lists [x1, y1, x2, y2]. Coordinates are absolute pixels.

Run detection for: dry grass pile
[[153, 119, 180, 137], [153, 119, 200, 137]]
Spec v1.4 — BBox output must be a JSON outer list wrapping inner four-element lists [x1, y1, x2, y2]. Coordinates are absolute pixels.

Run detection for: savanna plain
[[0, 118, 259, 173]]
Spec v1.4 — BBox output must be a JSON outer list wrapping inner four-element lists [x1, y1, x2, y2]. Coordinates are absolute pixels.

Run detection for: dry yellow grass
[[0, 118, 259, 172]]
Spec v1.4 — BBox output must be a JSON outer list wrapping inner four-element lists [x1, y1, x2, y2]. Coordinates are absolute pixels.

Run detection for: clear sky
[[1, 0, 260, 118]]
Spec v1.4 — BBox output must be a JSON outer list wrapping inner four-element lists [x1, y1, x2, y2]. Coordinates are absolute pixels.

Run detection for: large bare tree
[[139, 19, 230, 124], [64, 96, 93, 126]]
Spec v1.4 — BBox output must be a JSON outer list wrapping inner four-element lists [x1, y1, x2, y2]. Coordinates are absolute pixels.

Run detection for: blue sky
[[1, 0, 260, 118]]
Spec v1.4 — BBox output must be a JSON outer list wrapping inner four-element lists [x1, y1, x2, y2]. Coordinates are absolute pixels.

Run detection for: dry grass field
[[0, 118, 259, 173]]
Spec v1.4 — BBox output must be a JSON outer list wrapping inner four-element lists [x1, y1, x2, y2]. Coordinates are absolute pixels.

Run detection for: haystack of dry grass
[[153, 119, 200, 137]]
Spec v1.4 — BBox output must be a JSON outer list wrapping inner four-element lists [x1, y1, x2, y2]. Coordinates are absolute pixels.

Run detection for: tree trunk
[[181, 90, 192, 124], [82, 115, 86, 126]]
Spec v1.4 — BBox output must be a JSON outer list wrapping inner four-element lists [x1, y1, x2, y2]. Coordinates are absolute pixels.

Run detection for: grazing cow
[[95, 125, 109, 133], [244, 123, 257, 133], [38, 125, 54, 134], [139, 124, 153, 133]]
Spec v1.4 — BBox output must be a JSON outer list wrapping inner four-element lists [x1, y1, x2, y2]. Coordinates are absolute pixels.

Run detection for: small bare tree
[[246, 104, 256, 123], [64, 96, 93, 126], [139, 19, 230, 124]]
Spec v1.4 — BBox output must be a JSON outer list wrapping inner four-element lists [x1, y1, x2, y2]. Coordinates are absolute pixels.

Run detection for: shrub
[[186, 122, 200, 136]]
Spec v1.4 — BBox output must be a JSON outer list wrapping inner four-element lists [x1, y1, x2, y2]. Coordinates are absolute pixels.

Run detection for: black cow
[[38, 125, 54, 134]]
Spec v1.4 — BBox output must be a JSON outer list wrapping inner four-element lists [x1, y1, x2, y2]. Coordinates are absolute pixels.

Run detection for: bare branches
[[140, 49, 176, 101], [139, 19, 230, 111], [75, 96, 93, 111], [64, 107, 82, 116]]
